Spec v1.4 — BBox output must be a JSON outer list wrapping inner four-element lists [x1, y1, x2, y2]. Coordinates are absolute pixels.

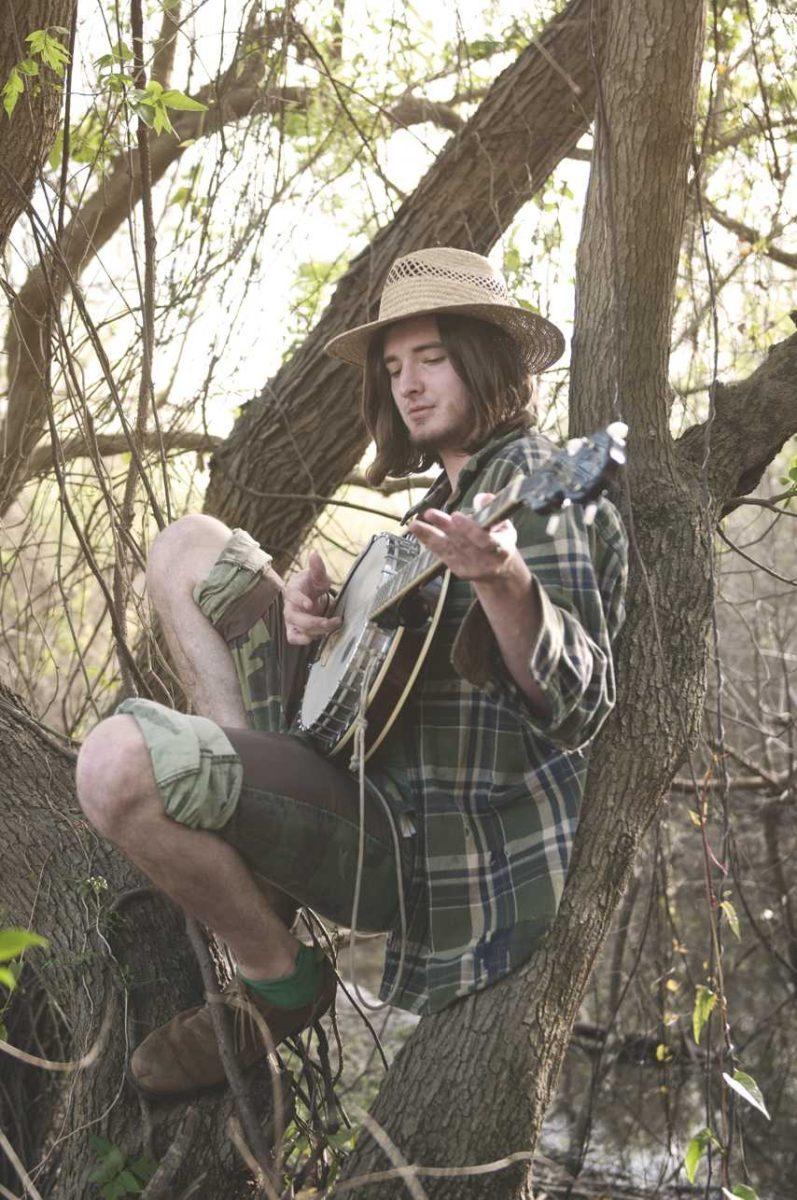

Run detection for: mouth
[[407, 405, 434, 419]]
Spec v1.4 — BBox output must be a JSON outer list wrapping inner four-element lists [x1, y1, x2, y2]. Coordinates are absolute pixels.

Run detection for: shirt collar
[[400, 428, 527, 524]]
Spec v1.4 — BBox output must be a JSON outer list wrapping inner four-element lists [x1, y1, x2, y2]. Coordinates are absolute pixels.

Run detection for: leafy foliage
[[2, 28, 70, 118], [0, 926, 48, 992], [88, 1136, 155, 1200]]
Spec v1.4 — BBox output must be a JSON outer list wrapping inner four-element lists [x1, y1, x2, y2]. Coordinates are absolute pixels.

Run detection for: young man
[[76, 247, 627, 1098]]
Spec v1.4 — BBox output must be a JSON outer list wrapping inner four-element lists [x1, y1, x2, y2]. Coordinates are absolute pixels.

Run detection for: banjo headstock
[[474, 422, 628, 531]]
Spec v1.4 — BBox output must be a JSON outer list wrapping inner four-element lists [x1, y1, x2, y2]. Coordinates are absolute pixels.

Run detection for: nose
[[396, 360, 423, 399]]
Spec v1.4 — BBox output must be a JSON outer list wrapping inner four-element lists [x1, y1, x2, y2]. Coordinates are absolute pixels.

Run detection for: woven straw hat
[[324, 246, 565, 372]]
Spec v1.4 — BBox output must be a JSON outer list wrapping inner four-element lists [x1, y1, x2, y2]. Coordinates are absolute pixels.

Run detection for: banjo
[[297, 423, 627, 762]]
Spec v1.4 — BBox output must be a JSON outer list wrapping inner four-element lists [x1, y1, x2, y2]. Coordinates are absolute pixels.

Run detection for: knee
[[146, 513, 231, 606], [76, 715, 155, 838]]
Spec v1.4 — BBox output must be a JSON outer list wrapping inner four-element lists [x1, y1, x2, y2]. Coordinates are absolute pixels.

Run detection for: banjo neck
[[366, 422, 628, 624]]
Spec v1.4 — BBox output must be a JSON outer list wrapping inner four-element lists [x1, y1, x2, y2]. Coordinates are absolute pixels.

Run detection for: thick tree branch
[[205, 0, 612, 568], [388, 94, 465, 134], [676, 328, 797, 511], [151, 0, 181, 87], [27, 429, 220, 476]]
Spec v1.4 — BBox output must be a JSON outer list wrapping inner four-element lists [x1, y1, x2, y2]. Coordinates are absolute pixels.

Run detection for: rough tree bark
[[0, 684, 284, 1198], [334, 2, 796, 1197], [0, 2, 75, 253]]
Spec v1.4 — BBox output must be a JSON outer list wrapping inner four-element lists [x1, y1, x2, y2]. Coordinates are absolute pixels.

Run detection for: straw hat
[[324, 246, 565, 372]]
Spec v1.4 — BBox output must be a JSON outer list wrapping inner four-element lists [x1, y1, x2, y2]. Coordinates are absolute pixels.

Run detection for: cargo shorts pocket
[[192, 527, 274, 630], [117, 698, 243, 831]]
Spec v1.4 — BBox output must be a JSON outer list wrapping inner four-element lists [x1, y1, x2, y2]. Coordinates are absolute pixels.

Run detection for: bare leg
[[146, 513, 268, 728], [144, 514, 299, 930], [77, 714, 300, 980]]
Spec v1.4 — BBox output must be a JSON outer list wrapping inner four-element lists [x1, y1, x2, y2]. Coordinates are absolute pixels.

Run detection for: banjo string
[[346, 657, 409, 1013]]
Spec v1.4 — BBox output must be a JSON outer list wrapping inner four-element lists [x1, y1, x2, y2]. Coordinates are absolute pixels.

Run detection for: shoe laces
[[215, 977, 277, 1056]]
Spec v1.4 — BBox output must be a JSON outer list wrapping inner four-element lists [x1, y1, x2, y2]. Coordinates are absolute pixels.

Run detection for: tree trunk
[[336, 3, 713, 1196], [0, 685, 278, 1198], [0, 2, 75, 253], [203, 0, 610, 569]]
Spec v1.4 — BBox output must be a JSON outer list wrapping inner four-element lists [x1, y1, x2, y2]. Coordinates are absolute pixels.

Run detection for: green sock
[[240, 943, 321, 1010]]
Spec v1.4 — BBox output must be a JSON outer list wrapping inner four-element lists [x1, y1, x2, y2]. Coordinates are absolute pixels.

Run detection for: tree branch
[[705, 198, 797, 269], [27, 429, 220, 476], [0, 27, 306, 510], [676, 327, 797, 511], [205, 0, 612, 568], [151, 0, 182, 87]]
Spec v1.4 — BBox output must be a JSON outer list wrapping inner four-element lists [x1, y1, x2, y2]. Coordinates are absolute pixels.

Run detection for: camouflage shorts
[[120, 528, 411, 932]]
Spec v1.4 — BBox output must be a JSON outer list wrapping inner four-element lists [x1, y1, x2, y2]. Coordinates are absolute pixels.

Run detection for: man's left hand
[[408, 492, 520, 583]]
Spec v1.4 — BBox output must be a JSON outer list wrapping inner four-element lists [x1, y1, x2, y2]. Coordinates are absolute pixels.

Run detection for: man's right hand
[[283, 550, 342, 645]]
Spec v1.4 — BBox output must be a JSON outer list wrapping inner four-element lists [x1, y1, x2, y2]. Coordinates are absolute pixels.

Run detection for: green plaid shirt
[[368, 428, 628, 1015]]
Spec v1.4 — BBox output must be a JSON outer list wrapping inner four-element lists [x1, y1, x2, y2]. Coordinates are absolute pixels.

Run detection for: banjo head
[[299, 533, 413, 736]]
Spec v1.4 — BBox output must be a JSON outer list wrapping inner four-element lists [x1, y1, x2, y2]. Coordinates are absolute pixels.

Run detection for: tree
[[1, 1, 795, 1197], [0, 2, 76, 253]]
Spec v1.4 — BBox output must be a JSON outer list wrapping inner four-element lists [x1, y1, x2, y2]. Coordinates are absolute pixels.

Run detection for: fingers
[[285, 608, 342, 644], [409, 506, 518, 581], [473, 492, 496, 509], [284, 552, 339, 644], [308, 550, 331, 595]]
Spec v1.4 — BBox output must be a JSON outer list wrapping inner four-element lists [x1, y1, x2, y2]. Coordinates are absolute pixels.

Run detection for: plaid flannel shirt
[[368, 428, 628, 1015]]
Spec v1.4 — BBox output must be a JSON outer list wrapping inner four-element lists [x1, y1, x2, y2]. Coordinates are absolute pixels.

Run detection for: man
[[76, 246, 627, 1099]]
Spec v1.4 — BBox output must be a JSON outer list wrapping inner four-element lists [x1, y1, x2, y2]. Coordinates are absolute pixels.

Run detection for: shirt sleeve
[[450, 454, 628, 751]]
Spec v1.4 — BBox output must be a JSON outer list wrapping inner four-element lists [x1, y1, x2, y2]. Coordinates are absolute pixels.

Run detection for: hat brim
[[323, 302, 565, 374]]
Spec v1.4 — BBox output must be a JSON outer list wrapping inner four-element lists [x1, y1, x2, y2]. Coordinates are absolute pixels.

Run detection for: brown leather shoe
[[128, 951, 336, 1099]]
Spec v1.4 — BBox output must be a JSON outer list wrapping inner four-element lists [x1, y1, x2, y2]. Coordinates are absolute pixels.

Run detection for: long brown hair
[[362, 313, 536, 485]]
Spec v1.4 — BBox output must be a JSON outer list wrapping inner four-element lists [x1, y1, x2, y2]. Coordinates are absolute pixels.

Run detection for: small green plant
[[0, 927, 48, 992], [88, 1136, 155, 1199], [2, 27, 70, 118]]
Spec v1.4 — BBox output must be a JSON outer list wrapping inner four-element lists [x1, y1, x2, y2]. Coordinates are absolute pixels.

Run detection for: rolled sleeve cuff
[[451, 578, 583, 741]]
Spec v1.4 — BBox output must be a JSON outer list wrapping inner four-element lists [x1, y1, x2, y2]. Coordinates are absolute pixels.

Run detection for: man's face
[[382, 315, 473, 453]]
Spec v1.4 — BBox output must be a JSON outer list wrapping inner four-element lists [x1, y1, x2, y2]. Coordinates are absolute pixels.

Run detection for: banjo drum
[[297, 531, 449, 762]]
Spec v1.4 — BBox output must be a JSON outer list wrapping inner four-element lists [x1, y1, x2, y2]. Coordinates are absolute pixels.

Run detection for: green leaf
[[722, 1069, 771, 1120], [722, 1186, 759, 1200], [48, 127, 64, 169], [684, 1128, 718, 1184], [160, 89, 208, 112], [116, 1169, 143, 1193], [720, 899, 741, 940], [0, 966, 17, 989], [18, 59, 40, 77], [151, 105, 174, 136], [0, 928, 48, 962], [692, 985, 717, 1044], [2, 67, 25, 118], [89, 1135, 116, 1155], [128, 1155, 156, 1182], [26, 31, 70, 77]]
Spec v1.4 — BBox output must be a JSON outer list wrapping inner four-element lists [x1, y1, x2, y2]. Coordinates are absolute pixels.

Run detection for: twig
[[718, 527, 797, 585], [183, 917, 277, 1189], [139, 1105, 200, 1200], [0, 991, 116, 1072], [0, 1129, 46, 1200]]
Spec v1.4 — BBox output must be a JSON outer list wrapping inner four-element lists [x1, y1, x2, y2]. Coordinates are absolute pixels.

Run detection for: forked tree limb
[[203, 0, 613, 567]]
